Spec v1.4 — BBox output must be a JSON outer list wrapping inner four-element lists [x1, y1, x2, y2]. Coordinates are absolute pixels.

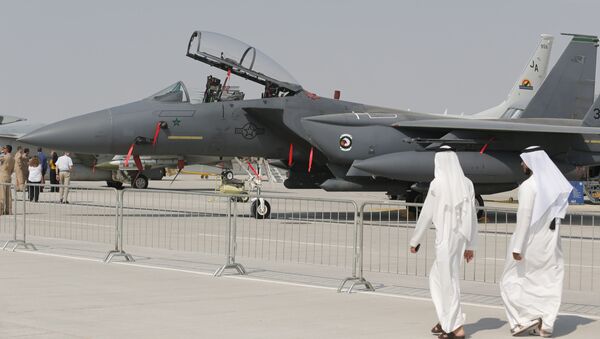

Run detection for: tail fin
[[521, 33, 598, 119], [582, 94, 600, 127], [473, 34, 553, 118], [504, 34, 554, 110]]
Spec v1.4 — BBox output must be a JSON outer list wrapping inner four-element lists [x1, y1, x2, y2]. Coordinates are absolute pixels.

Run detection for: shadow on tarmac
[[553, 315, 595, 337], [464, 317, 506, 336]]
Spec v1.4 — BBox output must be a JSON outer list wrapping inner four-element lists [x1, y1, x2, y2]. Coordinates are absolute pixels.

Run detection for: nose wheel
[[250, 199, 271, 219]]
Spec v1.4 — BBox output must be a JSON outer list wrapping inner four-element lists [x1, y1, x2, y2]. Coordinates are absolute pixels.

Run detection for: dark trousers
[[49, 169, 59, 192], [40, 169, 47, 192], [28, 180, 41, 202]]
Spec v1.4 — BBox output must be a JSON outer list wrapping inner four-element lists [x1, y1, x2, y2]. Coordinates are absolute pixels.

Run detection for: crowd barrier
[[0, 183, 598, 293]]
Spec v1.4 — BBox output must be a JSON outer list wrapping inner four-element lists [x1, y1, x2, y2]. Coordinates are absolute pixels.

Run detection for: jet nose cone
[[19, 109, 113, 154]]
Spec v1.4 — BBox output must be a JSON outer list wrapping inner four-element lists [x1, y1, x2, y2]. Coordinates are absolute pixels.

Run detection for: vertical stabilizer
[[521, 33, 598, 119], [582, 94, 600, 127], [504, 34, 554, 111], [473, 34, 553, 118]]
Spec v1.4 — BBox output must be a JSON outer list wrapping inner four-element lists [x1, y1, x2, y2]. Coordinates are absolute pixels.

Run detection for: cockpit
[[149, 31, 304, 104], [152, 81, 190, 103]]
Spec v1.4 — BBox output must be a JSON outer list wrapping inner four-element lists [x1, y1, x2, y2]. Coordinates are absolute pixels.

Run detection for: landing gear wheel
[[475, 194, 485, 219], [132, 174, 149, 189], [222, 170, 234, 181], [106, 180, 124, 190], [251, 199, 271, 219]]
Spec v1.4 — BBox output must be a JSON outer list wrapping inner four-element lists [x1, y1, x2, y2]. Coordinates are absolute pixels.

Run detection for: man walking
[[409, 145, 479, 339], [0, 145, 15, 215], [56, 152, 73, 203], [500, 146, 572, 337]]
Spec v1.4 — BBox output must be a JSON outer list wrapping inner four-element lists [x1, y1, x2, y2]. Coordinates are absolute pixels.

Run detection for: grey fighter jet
[[19, 31, 600, 213]]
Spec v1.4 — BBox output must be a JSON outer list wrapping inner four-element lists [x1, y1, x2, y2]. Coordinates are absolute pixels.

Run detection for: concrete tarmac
[[1, 175, 599, 338], [1, 250, 599, 339]]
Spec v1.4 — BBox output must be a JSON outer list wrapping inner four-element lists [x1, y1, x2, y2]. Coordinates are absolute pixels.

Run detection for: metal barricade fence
[[357, 200, 600, 292], [232, 195, 357, 268], [0, 183, 20, 249], [2, 184, 598, 293], [11, 183, 119, 255], [118, 190, 359, 276], [120, 189, 231, 256]]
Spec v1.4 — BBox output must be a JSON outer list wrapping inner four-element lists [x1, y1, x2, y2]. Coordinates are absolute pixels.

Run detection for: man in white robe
[[500, 146, 572, 337], [410, 145, 479, 339]]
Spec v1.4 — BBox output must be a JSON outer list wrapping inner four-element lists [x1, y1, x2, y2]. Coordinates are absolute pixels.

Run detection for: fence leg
[[214, 198, 246, 277], [3, 185, 37, 251], [104, 190, 134, 263], [338, 208, 374, 293]]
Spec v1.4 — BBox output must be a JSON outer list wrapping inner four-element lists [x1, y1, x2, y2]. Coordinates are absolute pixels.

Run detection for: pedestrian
[[500, 146, 572, 337], [14, 146, 25, 191], [37, 147, 47, 192], [49, 151, 59, 192], [27, 156, 42, 202], [56, 151, 73, 203], [409, 145, 478, 339], [0, 145, 15, 215]]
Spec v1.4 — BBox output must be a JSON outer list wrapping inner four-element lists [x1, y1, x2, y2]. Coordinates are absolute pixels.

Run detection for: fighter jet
[[19, 31, 600, 215], [301, 33, 599, 205]]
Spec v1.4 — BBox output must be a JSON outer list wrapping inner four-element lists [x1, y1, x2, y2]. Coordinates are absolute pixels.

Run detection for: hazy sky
[[1, 0, 600, 123]]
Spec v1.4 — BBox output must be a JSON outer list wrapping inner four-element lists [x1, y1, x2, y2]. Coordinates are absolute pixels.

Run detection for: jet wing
[[393, 118, 600, 135]]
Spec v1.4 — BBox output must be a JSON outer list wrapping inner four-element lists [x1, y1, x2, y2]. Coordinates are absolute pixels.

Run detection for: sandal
[[511, 318, 541, 336], [437, 332, 464, 339], [431, 323, 444, 335], [529, 321, 552, 338]]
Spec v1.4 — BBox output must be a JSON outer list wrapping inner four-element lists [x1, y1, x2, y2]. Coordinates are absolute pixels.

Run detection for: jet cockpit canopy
[[186, 31, 303, 96], [150, 81, 190, 103]]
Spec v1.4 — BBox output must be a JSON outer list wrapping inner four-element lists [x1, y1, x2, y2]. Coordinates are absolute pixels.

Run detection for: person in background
[[37, 147, 47, 192], [49, 151, 59, 192], [0, 145, 15, 215], [14, 146, 25, 191], [27, 156, 42, 202], [21, 148, 30, 190], [56, 151, 73, 203]]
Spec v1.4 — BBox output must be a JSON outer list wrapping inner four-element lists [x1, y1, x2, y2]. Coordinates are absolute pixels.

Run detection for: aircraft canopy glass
[[150, 81, 190, 102], [187, 31, 301, 91]]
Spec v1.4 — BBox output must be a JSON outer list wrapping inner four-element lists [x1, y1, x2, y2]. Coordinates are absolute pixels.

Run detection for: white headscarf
[[520, 146, 572, 226], [432, 146, 474, 241]]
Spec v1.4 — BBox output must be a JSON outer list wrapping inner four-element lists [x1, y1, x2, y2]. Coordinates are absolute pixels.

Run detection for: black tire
[[222, 170, 234, 181], [106, 180, 124, 190], [251, 199, 271, 219], [475, 194, 485, 219], [132, 174, 149, 189]]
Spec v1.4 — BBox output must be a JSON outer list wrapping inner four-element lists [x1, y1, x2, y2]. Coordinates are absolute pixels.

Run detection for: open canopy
[[186, 31, 303, 95]]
